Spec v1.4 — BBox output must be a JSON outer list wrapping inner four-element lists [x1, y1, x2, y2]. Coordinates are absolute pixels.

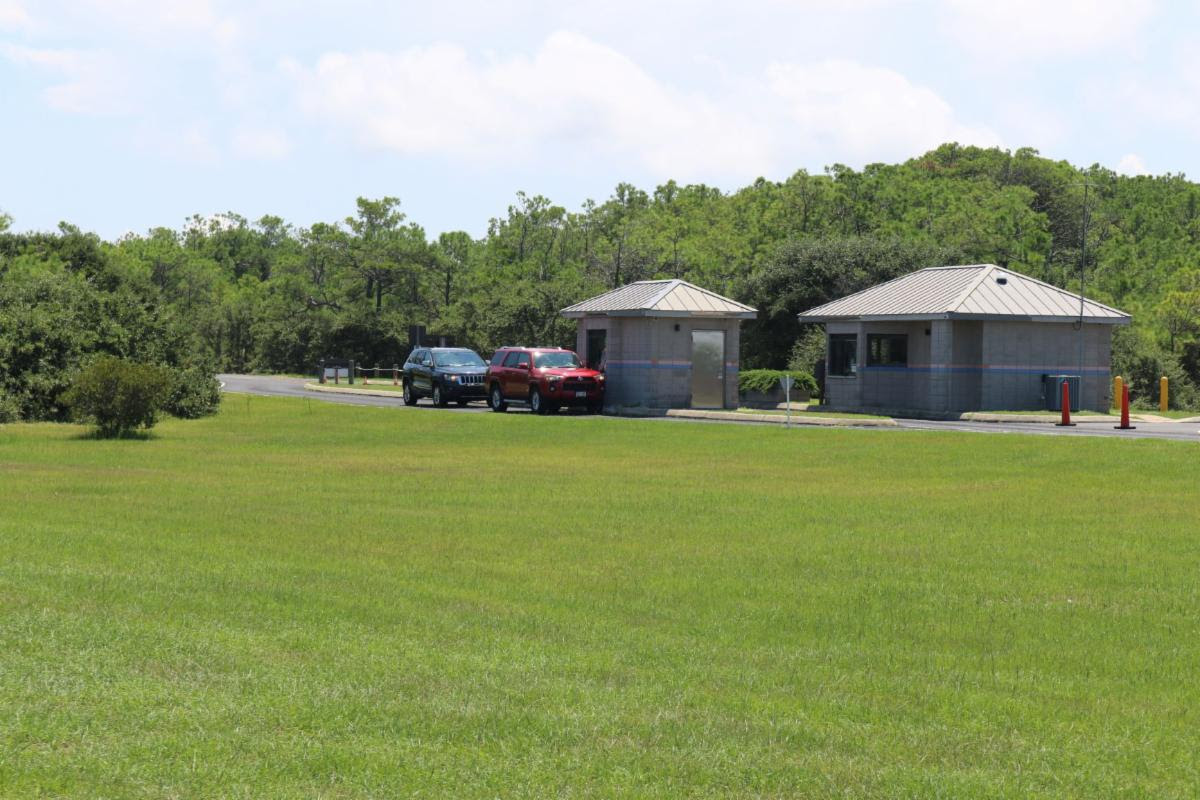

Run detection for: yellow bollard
[[1160, 376, 1169, 413], [1113, 375, 1122, 413]]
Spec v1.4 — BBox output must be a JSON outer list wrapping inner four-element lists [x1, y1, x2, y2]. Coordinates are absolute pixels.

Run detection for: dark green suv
[[402, 347, 488, 407]]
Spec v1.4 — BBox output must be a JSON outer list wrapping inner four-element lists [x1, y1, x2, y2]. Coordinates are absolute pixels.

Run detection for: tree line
[[4, 142, 1200, 420]]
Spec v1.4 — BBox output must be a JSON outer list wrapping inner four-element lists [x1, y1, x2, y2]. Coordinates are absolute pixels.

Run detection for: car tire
[[530, 387, 547, 414], [402, 380, 418, 406], [587, 401, 603, 415], [433, 384, 448, 407], [490, 384, 507, 412]]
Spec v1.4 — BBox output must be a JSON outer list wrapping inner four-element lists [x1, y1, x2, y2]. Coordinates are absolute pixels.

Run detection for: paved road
[[220, 374, 1200, 441], [221, 374, 493, 413]]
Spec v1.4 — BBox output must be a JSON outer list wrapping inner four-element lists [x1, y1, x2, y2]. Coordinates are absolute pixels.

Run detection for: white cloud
[[286, 33, 993, 179], [0, 0, 30, 30], [285, 31, 773, 180], [1, 44, 136, 113], [766, 59, 1000, 162], [76, 0, 240, 45], [1116, 153, 1150, 176], [231, 125, 292, 159], [940, 0, 1156, 60]]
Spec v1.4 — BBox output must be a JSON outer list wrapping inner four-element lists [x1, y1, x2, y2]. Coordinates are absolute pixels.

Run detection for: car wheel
[[587, 401, 603, 414], [530, 387, 546, 414], [402, 380, 418, 406], [433, 384, 448, 407], [490, 384, 507, 412]]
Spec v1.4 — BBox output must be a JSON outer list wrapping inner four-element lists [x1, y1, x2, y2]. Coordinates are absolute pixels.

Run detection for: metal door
[[691, 330, 725, 408]]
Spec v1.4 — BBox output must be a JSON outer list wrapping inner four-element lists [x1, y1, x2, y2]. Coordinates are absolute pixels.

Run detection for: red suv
[[486, 346, 605, 414]]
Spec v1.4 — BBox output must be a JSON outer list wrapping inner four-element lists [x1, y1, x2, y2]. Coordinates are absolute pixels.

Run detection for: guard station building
[[799, 264, 1131, 415], [561, 280, 757, 409]]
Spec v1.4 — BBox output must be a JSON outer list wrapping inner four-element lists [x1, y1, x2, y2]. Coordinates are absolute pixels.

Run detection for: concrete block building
[[561, 280, 757, 409], [799, 265, 1131, 415]]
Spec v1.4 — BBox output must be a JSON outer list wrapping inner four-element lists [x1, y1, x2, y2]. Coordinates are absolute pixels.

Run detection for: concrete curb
[[961, 413, 1124, 424], [304, 382, 406, 399], [612, 406, 895, 427]]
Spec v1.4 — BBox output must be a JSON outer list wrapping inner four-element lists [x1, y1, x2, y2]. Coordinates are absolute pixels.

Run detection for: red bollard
[[1056, 379, 1075, 427], [1114, 384, 1136, 430]]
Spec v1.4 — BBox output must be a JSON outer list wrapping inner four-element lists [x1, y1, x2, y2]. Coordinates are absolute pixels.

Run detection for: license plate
[[575, 391, 587, 398]]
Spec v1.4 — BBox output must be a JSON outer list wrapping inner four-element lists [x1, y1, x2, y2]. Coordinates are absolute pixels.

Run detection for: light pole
[[1071, 179, 1098, 408]]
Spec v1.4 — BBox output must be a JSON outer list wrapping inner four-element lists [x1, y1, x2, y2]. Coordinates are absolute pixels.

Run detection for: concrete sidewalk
[[613, 406, 897, 427], [960, 411, 1200, 425]]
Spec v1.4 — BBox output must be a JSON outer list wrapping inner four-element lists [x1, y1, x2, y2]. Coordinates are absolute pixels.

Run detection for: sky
[[2, 0, 1199, 240]]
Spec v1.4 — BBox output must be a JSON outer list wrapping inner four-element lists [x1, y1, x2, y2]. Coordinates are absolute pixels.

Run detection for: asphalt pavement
[[219, 374, 1200, 441]]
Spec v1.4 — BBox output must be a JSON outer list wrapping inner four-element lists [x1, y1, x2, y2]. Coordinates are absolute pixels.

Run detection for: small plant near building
[[738, 369, 817, 396], [64, 356, 173, 437]]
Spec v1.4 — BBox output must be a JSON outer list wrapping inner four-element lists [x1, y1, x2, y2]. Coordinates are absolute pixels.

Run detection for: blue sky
[[1, 0, 1196, 240]]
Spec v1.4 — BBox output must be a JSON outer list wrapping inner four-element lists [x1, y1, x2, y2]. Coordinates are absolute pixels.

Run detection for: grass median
[[2, 397, 1198, 797]]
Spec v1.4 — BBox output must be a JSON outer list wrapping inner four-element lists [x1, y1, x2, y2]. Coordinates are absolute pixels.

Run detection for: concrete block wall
[[950, 321, 983, 411], [823, 319, 1115, 414], [980, 322, 1112, 411], [574, 315, 743, 408], [859, 321, 929, 411]]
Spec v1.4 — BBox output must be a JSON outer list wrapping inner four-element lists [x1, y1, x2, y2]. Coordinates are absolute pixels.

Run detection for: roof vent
[[995, 276, 1008, 286]]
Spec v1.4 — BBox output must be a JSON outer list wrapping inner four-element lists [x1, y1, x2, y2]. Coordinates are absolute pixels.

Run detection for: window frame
[[866, 333, 908, 367], [828, 333, 858, 377]]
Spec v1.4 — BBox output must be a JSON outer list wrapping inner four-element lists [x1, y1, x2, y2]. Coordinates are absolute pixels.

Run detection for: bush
[[0, 390, 19, 423], [64, 356, 172, 437], [1112, 327, 1198, 410], [787, 326, 826, 374], [164, 366, 221, 419], [738, 369, 817, 396]]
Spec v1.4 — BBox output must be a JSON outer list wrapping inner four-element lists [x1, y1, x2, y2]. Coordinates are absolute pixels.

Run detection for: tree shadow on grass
[[71, 429, 159, 441]]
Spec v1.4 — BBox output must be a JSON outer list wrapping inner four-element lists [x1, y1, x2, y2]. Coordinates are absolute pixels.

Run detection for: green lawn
[[350, 380, 404, 391], [3, 398, 1200, 797]]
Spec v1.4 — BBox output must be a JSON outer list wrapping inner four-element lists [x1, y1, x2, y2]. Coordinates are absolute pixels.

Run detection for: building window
[[867, 334, 908, 367], [829, 334, 857, 377]]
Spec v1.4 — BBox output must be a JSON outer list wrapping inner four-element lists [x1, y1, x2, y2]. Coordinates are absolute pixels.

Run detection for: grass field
[[354, 381, 405, 392], [3, 397, 1200, 798]]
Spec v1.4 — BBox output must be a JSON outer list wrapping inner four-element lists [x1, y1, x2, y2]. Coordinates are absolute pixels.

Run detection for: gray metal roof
[[561, 280, 757, 319], [798, 265, 1130, 324]]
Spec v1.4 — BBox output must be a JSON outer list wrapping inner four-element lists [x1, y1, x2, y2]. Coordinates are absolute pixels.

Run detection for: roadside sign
[[780, 375, 793, 428]]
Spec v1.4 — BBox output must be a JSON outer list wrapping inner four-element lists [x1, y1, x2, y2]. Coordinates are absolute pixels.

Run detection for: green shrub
[[64, 356, 172, 437], [738, 369, 817, 396], [0, 390, 19, 423], [1112, 327, 1199, 410], [787, 326, 827, 373], [164, 366, 221, 419]]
